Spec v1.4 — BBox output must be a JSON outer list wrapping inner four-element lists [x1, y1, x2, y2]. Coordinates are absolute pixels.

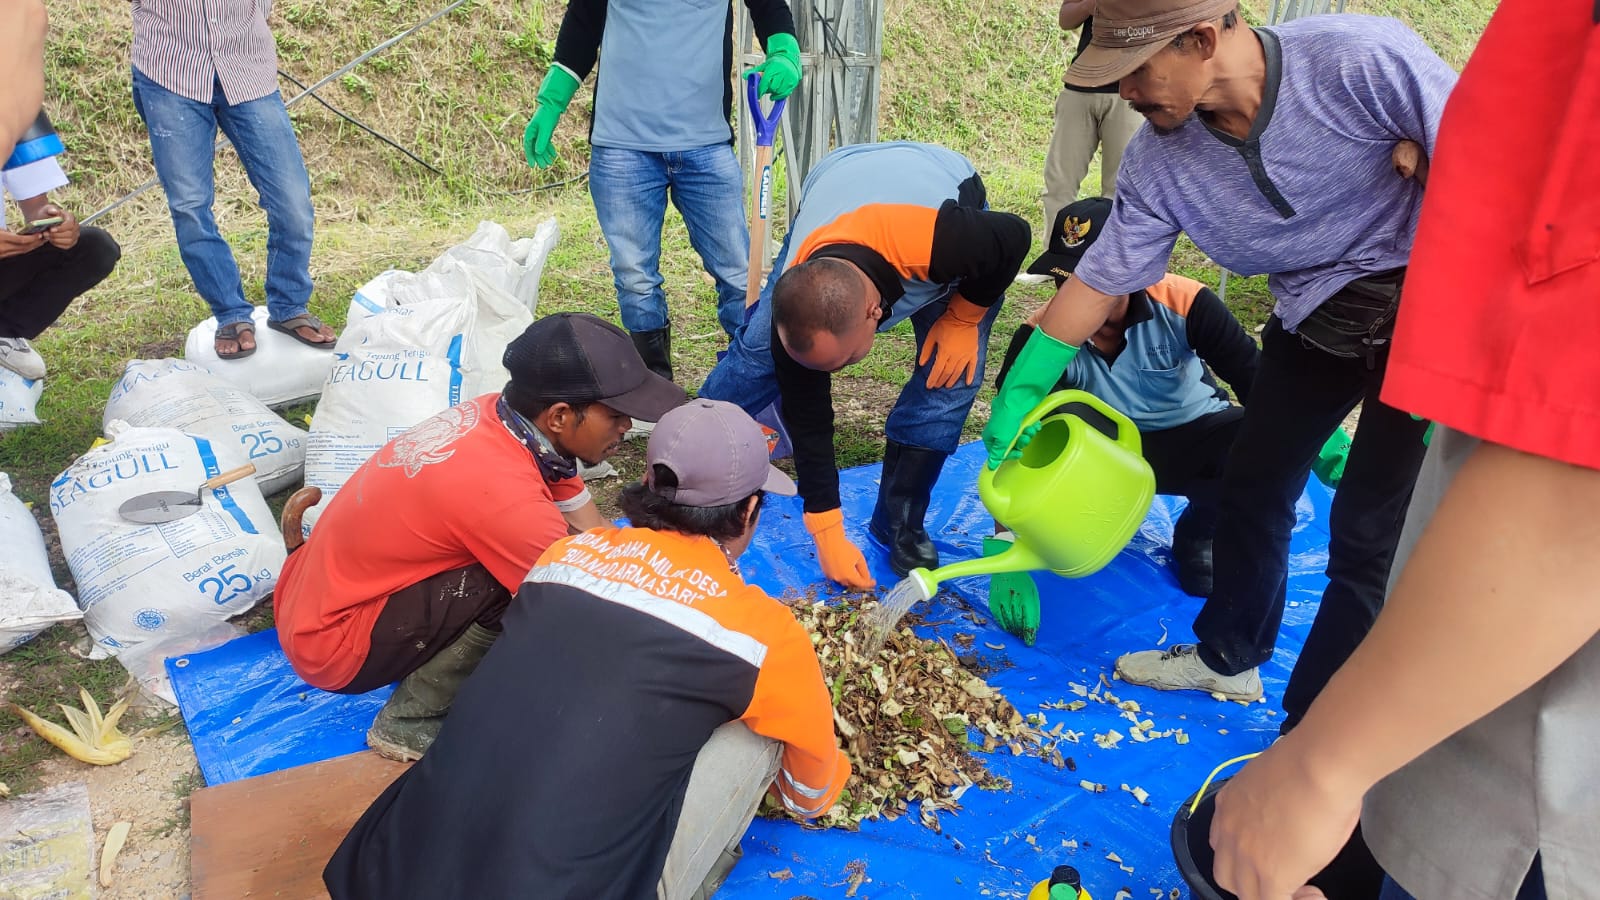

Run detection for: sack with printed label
[[0, 473, 80, 655], [105, 358, 308, 496], [302, 225, 548, 534], [184, 306, 338, 409], [0, 367, 43, 430], [48, 423, 286, 656], [300, 298, 493, 534], [346, 219, 557, 323]]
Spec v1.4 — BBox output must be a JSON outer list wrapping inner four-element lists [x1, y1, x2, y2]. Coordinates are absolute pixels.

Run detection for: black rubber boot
[[367, 622, 499, 762], [868, 441, 950, 577], [1171, 503, 1215, 598], [629, 327, 673, 382]]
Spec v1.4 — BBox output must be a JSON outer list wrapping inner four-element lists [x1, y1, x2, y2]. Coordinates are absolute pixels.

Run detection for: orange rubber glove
[[803, 508, 875, 591], [918, 295, 987, 389]]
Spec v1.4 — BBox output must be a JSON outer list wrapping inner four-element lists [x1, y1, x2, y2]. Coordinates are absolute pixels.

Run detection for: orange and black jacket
[[325, 527, 850, 900], [773, 143, 1032, 512]]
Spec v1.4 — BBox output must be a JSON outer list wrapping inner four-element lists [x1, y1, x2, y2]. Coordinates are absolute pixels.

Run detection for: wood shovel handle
[[201, 464, 257, 490], [747, 142, 775, 309]]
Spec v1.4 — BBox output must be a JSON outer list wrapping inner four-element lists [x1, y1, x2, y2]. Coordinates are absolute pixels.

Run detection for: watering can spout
[[914, 540, 1049, 593]]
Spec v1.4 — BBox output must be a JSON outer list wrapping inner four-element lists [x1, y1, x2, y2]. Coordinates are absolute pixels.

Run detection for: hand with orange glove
[[803, 508, 875, 591], [918, 295, 988, 390]]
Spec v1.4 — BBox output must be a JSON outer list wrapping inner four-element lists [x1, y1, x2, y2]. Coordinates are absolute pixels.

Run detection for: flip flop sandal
[[267, 313, 336, 349], [215, 321, 257, 360]]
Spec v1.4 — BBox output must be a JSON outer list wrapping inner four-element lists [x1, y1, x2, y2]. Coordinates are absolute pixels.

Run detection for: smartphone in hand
[[17, 216, 64, 236]]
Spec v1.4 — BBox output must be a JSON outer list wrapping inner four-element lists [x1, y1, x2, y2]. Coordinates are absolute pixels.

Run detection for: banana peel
[[9, 688, 133, 766]]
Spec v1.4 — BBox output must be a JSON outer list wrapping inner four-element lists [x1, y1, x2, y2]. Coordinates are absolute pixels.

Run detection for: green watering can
[[903, 390, 1156, 602]]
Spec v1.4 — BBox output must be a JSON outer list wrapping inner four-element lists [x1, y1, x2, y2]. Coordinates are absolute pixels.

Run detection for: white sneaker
[[0, 337, 46, 380], [1114, 644, 1263, 701], [1013, 272, 1053, 285]]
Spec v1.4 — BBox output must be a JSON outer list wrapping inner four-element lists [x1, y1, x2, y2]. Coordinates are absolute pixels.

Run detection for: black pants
[[1140, 405, 1246, 539], [1193, 313, 1428, 729], [0, 227, 120, 338], [336, 563, 511, 695]]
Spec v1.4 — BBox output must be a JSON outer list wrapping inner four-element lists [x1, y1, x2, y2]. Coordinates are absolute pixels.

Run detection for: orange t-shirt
[[275, 394, 585, 690]]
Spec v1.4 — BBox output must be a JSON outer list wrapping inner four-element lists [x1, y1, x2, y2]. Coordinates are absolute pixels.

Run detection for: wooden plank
[[190, 752, 410, 900]]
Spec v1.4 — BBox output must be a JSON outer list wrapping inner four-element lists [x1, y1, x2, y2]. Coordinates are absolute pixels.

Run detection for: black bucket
[[1170, 777, 1386, 900]]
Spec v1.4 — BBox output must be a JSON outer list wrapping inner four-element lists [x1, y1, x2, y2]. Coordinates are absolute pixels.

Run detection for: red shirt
[[276, 394, 585, 690], [1382, 0, 1600, 471]]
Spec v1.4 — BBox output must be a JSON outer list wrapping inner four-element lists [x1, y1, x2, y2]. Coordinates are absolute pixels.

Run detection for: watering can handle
[[745, 73, 787, 147], [988, 389, 1144, 462], [977, 389, 1143, 511], [1044, 390, 1143, 456]]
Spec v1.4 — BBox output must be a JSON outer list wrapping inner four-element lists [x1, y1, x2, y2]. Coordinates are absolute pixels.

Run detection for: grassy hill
[[0, 0, 1492, 792]]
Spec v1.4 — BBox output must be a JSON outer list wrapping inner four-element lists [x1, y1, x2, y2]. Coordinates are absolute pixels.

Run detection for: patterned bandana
[[496, 395, 577, 483]]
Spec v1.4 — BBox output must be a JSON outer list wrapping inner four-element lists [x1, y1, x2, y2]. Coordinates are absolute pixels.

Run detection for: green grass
[[0, 0, 1491, 791], [0, 625, 130, 794]]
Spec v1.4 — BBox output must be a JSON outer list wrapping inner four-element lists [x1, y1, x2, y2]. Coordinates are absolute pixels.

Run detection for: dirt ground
[[14, 728, 199, 899]]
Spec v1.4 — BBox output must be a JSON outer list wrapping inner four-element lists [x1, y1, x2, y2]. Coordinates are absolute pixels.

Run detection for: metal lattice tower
[[735, 0, 884, 224]]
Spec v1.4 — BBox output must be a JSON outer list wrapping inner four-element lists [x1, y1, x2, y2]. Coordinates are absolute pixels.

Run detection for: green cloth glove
[[981, 327, 1078, 469], [522, 65, 580, 169], [1312, 428, 1351, 488], [743, 32, 802, 99]]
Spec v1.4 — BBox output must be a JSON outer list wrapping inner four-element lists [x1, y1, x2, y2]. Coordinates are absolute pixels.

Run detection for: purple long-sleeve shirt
[[1074, 15, 1458, 330]]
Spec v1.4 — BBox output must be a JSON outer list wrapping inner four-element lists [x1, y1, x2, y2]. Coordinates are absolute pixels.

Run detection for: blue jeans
[[132, 68, 315, 328], [699, 233, 1002, 453], [588, 144, 749, 337]]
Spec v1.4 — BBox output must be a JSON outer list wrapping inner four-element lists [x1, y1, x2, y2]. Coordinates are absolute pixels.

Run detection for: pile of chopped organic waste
[[771, 598, 1045, 831]]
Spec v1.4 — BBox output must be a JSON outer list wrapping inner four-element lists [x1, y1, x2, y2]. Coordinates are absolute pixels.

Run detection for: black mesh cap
[[502, 313, 686, 421]]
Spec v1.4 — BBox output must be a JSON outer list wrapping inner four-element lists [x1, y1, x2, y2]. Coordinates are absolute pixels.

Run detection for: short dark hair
[[619, 464, 764, 542], [1170, 7, 1239, 50], [502, 380, 590, 422], [771, 258, 867, 354]]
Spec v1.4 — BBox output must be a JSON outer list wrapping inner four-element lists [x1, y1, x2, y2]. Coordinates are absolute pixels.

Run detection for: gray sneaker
[[1114, 644, 1263, 701], [0, 337, 46, 380]]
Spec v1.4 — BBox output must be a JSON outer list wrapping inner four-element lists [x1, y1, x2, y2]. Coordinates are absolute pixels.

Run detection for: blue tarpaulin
[[169, 441, 1336, 898]]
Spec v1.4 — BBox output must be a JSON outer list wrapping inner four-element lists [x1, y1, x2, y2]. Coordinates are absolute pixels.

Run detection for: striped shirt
[[130, 0, 280, 105]]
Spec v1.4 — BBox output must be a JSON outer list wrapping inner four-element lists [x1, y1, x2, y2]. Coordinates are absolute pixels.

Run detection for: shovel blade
[[118, 492, 202, 524]]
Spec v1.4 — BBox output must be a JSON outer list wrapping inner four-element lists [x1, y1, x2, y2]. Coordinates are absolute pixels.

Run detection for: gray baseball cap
[[646, 399, 796, 507]]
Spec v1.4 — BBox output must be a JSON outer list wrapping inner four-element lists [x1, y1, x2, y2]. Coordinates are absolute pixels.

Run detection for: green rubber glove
[[985, 535, 1041, 646], [522, 65, 580, 169], [981, 327, 1078, 469], [1312, 428, 1351, 488], [743, 32, 802, 99], [1410, 412, 1436, 447], [1050, 885, 1082, 900]]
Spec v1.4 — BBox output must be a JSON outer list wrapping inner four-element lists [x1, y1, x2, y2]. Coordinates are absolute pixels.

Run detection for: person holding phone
[[0, 155, 120, 380]]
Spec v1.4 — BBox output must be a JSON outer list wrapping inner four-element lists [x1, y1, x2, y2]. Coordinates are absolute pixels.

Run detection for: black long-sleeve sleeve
[[1184, 287, 1259, 404], [746, 0, 797, 45], [926, 204, 1033, 307], [772, 323, 841, 513], [551, 0, 608, 79]]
